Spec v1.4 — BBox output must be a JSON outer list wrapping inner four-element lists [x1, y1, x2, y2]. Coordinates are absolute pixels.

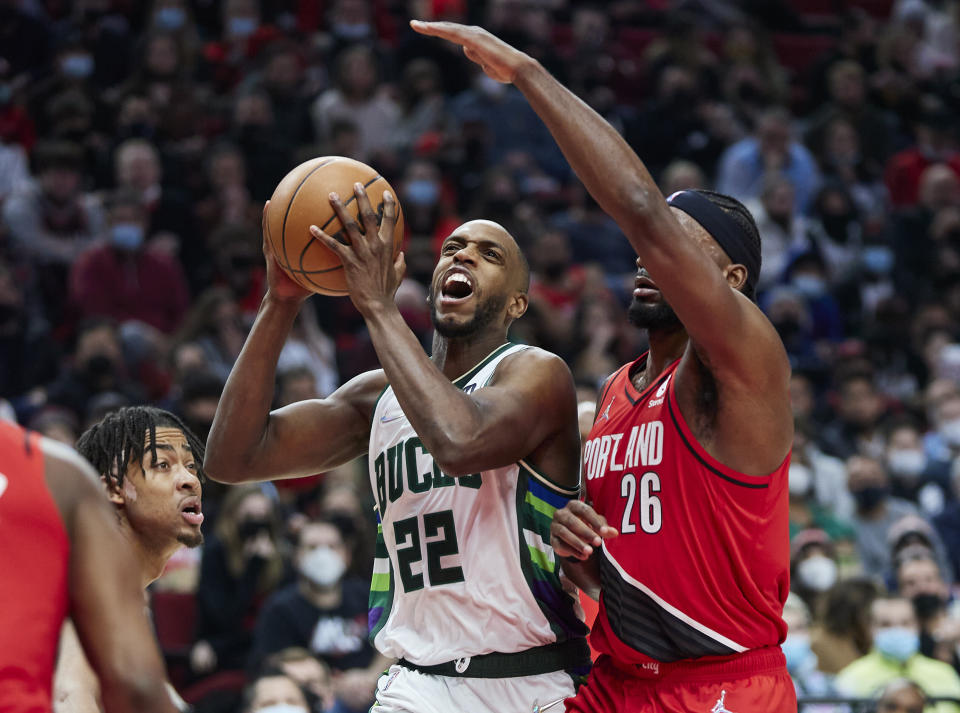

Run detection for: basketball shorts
[[370, 663, 577, 713], [564, 647, 796, 713]]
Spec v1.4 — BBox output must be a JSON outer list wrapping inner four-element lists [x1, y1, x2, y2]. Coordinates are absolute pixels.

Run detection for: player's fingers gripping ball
[[264, 156, 405, 296]]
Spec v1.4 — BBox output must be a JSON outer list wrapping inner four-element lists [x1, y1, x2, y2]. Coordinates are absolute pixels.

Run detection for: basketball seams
[[295, 175, 384, 292], [279, 157, 337, 286]]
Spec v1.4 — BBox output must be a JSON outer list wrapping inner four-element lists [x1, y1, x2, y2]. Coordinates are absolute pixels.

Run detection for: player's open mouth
[[179, 497, 204, 526], [439, 269, 474, 305], [633, 275, 660, 300]]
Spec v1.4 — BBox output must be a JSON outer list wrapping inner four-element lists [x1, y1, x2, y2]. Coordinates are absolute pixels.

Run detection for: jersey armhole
[[519, 459, 579, 499]]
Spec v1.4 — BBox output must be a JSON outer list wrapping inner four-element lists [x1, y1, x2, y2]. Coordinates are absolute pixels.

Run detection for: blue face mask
[[792, 274, 826, 297], [782, 633, 816, 674], [155, 6, 186, 30], [228, 16, 258, 38], [111, 223, 144, 251], [862, 245, 894, 275], [405, 179, 440, 207], [61, 54, 94, 79], [874, 626, 919, 663]]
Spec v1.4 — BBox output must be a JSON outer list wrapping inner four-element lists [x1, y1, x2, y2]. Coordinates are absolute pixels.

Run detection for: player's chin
[[177, 527, 204, 548]]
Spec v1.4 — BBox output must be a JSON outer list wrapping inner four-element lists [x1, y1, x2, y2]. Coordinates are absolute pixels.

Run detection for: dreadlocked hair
[[690, 189, 762, 301], [76, 406, 206, 488]]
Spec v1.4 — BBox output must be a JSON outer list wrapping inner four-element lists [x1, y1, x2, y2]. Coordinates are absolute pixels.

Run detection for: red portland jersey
[[584, 355, 790, 665], [0, 422, 69, 713]]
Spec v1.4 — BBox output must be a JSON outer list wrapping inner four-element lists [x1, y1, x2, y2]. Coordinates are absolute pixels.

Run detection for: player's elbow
[[624, 185, 662, 220], [430, 440, 483, 478]]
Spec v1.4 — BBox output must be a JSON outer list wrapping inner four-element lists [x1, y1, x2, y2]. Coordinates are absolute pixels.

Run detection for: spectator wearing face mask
[[68, 189, 190, 334], [835, 594, 960, 712], [791, 419, 857, 523], [791, 530, 843, 613], [781, 593, 843, 713], [190, 485, 288, 677], [43, 318, 145, 423], [896, 548, 960, 674], [242, 672, 312, 713], [248, 519, 390, 712], [847, 455, 921, 579], [884, 416, 952, 517], [820, 371, 889, 461]]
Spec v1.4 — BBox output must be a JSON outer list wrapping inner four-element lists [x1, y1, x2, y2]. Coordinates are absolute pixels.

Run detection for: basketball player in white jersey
[[205, 186, 591, 713]]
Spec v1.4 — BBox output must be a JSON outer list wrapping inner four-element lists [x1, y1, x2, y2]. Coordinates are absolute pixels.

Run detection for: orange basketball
[[264, 156, 404, 296]]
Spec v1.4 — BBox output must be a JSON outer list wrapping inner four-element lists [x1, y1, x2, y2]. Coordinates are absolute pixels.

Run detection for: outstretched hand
[[410, 20, 530, 84], [309, 184, 404, 316]]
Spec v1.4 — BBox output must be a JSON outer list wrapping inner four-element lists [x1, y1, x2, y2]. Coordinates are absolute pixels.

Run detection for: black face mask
[[541, 261, 568, 280], [0, 303, 21, 329], [236, 519, 272, 541], [82, 354, 115, 381], [852, 485, 888, 511], [774, 317, 802, 342], [820, 214, 854, 243], [913, 592, 946, 620]]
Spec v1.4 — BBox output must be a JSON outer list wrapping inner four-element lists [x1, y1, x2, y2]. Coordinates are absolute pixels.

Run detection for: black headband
[[666, 190, 761, 293]]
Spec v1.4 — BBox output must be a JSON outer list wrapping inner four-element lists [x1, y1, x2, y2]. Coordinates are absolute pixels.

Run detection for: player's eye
[[156, 461, 170, 470], [442, 243, 460, 254]]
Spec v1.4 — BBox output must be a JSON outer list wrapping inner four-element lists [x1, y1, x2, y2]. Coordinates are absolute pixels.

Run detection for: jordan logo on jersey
[[602, 396, 614, 421], [710, 690, 737, 713]]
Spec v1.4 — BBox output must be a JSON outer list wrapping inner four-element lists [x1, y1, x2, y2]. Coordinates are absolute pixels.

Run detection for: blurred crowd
[[4, 0, 960, 711]]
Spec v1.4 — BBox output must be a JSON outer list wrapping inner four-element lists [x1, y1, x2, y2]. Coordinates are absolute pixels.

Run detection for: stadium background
[[3, 0, 960, 711]]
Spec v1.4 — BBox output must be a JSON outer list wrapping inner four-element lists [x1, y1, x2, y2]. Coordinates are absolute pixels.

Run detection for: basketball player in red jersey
[[54, 407, 205, 713], [0, 419, 177, 713], [412, 21, 795, 713]]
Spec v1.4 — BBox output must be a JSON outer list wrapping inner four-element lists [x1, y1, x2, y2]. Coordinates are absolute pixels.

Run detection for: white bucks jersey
[[367, 343, 588, 665]]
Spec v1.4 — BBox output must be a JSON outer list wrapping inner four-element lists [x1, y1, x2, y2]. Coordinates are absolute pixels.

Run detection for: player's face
[[429, 220, 526, 338], [628, 208, 735, 331], [118, 427, 204, 550]]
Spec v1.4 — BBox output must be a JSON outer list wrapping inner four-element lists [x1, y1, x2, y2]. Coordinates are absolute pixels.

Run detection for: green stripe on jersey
[[368, 522, 394, 642]]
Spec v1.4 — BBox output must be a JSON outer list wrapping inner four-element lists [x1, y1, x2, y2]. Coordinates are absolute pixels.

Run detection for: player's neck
[[643, 327, 689, 382], [431, 330, 509, 381], [118, 517, 179, 588]]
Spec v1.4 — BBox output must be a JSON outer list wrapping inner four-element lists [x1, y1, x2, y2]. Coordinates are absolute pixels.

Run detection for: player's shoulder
[[496, 345, 571, 378], [40, 437, 100, 487]]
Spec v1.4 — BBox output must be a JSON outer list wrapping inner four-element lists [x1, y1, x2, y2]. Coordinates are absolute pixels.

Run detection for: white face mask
[[796, 554, 838, 592], [257, 705, 308, 713], [788, 463, 813, 497], [887, 449, 926, 480], [299, 545, 346, 588], [939, 418, 960, 447]]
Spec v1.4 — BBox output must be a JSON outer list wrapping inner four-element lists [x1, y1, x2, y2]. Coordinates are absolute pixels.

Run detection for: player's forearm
[[363, 305, 485, 475], [205, 294, 301, 482], [512, 59, 665, 249]]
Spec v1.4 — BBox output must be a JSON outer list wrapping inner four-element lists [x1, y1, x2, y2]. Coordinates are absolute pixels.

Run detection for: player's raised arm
[[42, 441, 177, 713], [204, 204, 386, 484], [410, 21, 787, 393]]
